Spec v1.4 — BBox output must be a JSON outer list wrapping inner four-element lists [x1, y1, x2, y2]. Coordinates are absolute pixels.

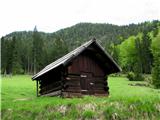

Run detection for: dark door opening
[[80, 72, 94, 95]]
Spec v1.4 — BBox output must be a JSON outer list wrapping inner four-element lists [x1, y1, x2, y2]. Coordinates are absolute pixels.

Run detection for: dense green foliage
[[151, 30, 160, 88], [126, 72, 144, 81], [1, 20, 160, 75], [1, 75, 160, 119], [118, 31, 155, 73]]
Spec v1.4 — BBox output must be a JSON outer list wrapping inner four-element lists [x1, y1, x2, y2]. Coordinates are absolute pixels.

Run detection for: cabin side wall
[[38, 66, 63, 96]]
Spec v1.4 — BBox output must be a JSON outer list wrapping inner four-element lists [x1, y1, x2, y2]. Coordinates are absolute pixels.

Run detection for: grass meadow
[[1, 75, 160, 120]]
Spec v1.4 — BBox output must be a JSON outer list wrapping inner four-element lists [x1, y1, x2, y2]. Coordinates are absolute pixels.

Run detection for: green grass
[[1, 75, 160, 120]]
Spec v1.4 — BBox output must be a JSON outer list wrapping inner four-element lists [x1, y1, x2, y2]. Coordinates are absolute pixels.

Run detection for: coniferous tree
[[49, 38, 68, 62], [6, 38, 14, 74], [32, 26, 44, 74], [12, 36, 23, 74], [141, 31, 152, 73], [1, 37, 7, 74], [152, 20, 159, 37], [151, 32, 160, 88], [135, 37, 143, 73]]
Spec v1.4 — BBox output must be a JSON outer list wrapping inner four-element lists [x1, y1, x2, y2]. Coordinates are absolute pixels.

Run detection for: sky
[[0, 0, 160, 37]]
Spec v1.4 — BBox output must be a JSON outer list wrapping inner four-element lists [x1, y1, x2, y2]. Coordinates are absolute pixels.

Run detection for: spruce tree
[[1, 37, 7, 74], [32, 26, 44, 74], [152, 32, 160, 88], [12, 36, 23, 74], [49, 38, 68, 61], [141, 31, 152, 73], [6, 38, 14, 74]]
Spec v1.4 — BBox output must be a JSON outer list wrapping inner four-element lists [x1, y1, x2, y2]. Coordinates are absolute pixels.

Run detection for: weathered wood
[[41, 86, 62, 95], [94, 90, 107, 94], [94, 93, 109, 96], [32, 39, 121, 97], [42, 90, 62, 96], [36, 45, 112, 97], [41, 81, 62, 90], [39, 80, 63, 94], [62, 92, 82, 98], [36, 80, 39, 97], [65, 89, 81, 93]]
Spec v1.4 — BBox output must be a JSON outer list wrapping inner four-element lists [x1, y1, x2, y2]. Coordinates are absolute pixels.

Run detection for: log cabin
[[32, 38, 121, 97]]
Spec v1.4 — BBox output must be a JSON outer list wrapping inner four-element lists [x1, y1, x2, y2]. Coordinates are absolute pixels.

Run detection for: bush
[[109, 73, 126, 77], [127, 72, 135, 81], [134, 73, 144, 81], [127, 72, 144, 81], [143, 74, 152, 84]]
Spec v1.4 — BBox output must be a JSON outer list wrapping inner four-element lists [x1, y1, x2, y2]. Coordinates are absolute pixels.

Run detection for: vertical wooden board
[[36, 80, 39, 97], [72, 53, 106, 77], [67, 58, 80, 74], [78, 55, 84, 72], [65, 51, 108, 96]]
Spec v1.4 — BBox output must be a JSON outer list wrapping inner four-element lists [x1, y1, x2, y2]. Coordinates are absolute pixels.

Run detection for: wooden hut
[[32, 38, 121, 97]]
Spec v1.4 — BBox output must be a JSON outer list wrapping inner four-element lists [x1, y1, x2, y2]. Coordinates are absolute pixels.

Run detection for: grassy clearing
[[1, 75, 160, 120]]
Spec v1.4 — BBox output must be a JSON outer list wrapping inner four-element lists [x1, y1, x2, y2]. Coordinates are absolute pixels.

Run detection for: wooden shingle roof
[[32, 38, 121, 80]]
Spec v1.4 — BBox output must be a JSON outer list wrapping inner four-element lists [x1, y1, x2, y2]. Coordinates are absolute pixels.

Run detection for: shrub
[[143, 74, 152, 84], [134, 73, 144, 81], [127, 72, 135, 81], [109, 73, 126, 77], [127, 72, 144, 81]]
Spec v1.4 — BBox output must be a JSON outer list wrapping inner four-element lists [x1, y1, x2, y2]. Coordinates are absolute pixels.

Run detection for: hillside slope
[[1, 20, 160, 74]]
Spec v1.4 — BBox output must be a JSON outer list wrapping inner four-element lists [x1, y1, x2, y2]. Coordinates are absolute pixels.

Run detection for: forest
[[1, 20, 160, 88]]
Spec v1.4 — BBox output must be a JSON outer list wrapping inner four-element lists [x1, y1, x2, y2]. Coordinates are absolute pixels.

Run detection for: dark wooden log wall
[[63, 50, 109, 96], [39, 66, 63, 95], [38, 48, 110, 97]]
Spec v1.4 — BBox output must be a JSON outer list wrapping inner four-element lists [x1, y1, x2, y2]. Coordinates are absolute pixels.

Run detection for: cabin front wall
[[63, 52, 109, 97]]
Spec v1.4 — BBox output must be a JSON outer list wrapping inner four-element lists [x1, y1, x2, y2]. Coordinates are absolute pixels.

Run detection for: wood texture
[[37, 46, 111, 97]]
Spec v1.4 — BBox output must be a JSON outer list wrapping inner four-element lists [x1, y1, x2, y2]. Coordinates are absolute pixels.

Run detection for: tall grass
[[1, 75, 160, 119]]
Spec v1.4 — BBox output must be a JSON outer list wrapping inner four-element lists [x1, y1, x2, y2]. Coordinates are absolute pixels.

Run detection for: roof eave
[[95, 40, 122, 72]]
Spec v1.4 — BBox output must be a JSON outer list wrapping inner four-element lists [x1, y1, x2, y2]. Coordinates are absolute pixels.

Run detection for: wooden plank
[[36, 80, 39, 97], [40, 81, 62, 91], [66, 86, 81, 90], [94, 87, 105, 90], [94, 90, 107, 93], [94, 93, 109, 96], [67, 74, 80, 77], [45, 86, 62, 94], [65, 83, 80, 87], [94, 80, 107, 84], [42, 90, 62, 96], [65, 88, 81, 93], [94, 82, 107, 87], [65, 79, 80, 83], [65, 77, 80, 81], [62, 92, 82, 97]]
